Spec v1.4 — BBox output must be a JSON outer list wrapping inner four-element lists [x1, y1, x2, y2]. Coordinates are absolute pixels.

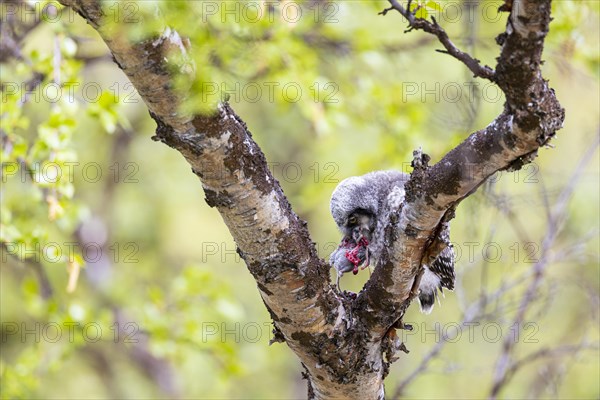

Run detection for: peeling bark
[[59, 0, 564, 398]]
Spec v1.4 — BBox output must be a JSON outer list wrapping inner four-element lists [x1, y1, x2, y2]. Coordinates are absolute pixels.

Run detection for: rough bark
[[59, 0, 564, 398]]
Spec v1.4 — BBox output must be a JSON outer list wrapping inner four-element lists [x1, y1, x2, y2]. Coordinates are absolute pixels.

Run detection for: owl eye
[[348, 216, 357, 225]]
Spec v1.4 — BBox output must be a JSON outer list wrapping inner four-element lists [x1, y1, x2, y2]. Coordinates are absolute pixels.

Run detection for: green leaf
[[415, 7, 429, 19], [11, 140, 28, 159], [426, 1, 443, 12]]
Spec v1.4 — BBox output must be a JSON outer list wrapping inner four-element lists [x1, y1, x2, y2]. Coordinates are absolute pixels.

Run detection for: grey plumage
[[329, 236, 367, 279], [329, 170, 455, 313], [330, 170, 407, 261]]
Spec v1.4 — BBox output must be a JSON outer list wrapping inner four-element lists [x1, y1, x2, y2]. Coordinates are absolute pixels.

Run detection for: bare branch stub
[[383, 0, 496, 80]]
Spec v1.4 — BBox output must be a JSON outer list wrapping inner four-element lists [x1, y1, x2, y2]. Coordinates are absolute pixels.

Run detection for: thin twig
[[381, 0, 495, 81], [392, 266, 533, 399], [492, 343, 599, 397], [489, 134, 600, 398], [393, 132, 599, 397]]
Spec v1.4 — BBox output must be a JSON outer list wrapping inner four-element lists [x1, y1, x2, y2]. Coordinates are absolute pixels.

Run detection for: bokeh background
[[1, 1, 599, 399]]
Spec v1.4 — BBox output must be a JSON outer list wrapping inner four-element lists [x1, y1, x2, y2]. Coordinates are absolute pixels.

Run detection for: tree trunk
[[59, 0, 564, 397]]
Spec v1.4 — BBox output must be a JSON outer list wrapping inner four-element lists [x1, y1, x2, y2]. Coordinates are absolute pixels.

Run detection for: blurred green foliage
[[1, 1, 599, 399]]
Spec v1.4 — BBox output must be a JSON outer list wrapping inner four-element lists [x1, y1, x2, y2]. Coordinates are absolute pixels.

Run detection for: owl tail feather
[[418, 291, 436, 314]]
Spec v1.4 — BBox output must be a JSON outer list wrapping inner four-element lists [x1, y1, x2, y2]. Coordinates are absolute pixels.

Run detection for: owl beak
[[356, 226, 372, 270], [352, 224, 370, 243]]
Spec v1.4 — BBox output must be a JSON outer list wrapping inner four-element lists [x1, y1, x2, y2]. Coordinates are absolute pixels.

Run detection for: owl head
[[330, 176, 378, 241], [330, 171, 405, 241]]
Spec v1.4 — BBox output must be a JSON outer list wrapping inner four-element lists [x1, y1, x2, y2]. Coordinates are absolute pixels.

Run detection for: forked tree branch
[[57, 0, 564, 398], [356, 0, 564, 339]]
